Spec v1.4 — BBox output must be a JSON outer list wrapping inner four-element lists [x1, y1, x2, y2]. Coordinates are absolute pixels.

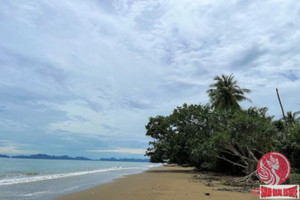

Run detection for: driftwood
[[193, 170, 259, 193], [231, 170, 258, 183]]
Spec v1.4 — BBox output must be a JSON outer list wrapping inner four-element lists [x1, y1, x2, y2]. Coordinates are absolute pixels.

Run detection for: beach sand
[[56, 166, 259, 200]]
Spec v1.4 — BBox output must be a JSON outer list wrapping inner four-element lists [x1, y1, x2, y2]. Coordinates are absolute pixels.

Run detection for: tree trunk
[[276, 88, 286, 123]]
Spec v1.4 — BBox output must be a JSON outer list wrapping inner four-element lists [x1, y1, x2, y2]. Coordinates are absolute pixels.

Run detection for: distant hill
[[0, 154, 149, 162], [11, 154, 91, 161], [99, 157, 149, 162]]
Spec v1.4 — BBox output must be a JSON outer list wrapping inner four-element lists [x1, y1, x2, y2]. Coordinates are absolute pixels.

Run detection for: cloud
[[0, 146, 37, 155], [0, 140, 37, 155], [0, 0, 300, 158], [87, 148, 146, 155], [0, 119, 29, 131]]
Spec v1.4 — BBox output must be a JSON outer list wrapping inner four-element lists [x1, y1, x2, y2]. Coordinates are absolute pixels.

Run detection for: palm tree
[[286, 111, 300, 125], [207, 74, 251, 111]]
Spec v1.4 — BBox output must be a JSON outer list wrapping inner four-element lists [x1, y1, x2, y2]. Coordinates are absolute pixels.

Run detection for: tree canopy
[[145, 74, 299, 177]]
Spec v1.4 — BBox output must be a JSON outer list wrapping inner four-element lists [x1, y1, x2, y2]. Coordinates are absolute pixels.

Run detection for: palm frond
[[206, 74, 252, 111]]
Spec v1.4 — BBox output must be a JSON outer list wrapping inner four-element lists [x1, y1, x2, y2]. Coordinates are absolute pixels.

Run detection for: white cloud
[[47, 100, 104, 135], [0, 140, 37, 155], [0, 0, 300, 157], [87, 148, 146, 155], [0, 145, 37, 155]]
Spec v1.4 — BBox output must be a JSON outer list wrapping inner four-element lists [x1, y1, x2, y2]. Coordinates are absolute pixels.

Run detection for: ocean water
[[0, 158, 158, 200]]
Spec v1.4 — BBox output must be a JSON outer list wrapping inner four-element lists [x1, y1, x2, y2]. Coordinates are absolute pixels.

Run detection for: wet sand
[[56, 166, 259, 200]]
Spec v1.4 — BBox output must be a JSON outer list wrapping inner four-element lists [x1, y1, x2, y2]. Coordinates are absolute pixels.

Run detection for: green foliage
[[273, 119, 285, 133], [286, 173, 300, 184], [146, 104, 281, 175], [286, 111, 300, 125], [276, 122, 300, 169], [146, 103, 216, 167], [212, 107, 277, 174], [145, 115, 171, 163], [145, 74, 299, 176], [217, 108, 275, 152]]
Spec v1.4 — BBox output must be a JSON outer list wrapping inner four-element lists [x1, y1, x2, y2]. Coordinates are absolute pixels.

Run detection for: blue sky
[[0, 0, 299, 159]]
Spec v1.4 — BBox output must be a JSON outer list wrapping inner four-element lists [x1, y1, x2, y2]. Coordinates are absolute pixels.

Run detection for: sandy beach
[[56, 166, 259, 200]]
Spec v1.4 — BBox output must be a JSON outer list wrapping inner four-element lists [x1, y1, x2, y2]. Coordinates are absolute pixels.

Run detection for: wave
[[0, 166, 141, 186]]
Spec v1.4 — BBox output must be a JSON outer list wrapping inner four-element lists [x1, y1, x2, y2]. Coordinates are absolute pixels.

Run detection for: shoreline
[[0, 159, 155, 200], [55, 166, 259, 200]]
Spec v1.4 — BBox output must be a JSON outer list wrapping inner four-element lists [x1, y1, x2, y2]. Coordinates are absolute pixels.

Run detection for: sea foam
[[0, 166, 139, 186]]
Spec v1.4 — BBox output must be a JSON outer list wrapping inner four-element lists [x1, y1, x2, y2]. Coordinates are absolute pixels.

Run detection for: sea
[[0, 158, 159, 200]]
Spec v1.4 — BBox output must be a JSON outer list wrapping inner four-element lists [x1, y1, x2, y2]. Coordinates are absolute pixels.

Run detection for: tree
[[286, 111, 300, 125], [145, 74, 299, 177], [145, 115, 171, 163], [207, 74, 251, 111], [212, 107, 277, 175], [285, 123, 300, 169], [145, 105, 278, 176], [145, 104, 215, 167], [276, 112, 300, 170]]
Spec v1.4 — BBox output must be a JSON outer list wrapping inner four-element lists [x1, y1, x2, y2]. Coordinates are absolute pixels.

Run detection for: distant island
[[0, 154, 149, 162], [10, 154, 91, 160]]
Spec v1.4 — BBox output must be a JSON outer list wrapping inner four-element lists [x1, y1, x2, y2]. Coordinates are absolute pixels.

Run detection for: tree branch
[[246, 146, 258, 162], [224, 144, 249, 165], [215, 155, 247, 169]]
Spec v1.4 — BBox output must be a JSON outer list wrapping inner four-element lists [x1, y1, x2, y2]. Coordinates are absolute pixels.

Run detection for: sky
[[0, 0, 300, 159]]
